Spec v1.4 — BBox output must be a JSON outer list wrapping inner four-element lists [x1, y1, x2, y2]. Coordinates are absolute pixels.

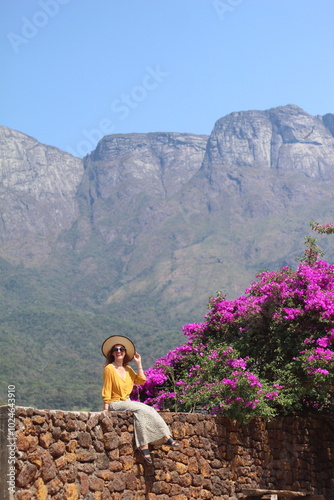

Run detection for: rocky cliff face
[[196, 105, 334, 215], [208, 104, 334, 175], [88, 132, 208, 198], [2, 105, 333, 267], [78, 132, 208, 245], [0, 126, 83, 261]]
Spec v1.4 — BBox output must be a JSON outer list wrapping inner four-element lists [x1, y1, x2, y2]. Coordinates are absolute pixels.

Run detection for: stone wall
[[7, 407, 334, 499]]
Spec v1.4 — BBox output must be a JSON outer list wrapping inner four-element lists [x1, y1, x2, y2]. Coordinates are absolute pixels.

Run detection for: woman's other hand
[[134, 352, 144, 374], [134, 352, 142, 365]]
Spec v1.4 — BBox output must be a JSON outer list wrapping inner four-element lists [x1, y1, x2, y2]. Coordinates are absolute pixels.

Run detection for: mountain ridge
[[1, 104, 334, 410]]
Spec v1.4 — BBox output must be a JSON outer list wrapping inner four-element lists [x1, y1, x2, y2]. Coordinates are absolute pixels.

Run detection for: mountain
[[0, 126, 83, 261], [0, 104, 334, 410]]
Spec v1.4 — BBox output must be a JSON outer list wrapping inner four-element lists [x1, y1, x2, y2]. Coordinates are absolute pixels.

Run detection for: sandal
[[165, 437, 180, 448], [137, 447, 153, 464]]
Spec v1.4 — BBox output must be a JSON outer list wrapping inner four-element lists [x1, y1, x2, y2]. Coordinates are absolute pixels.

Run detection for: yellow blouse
[[102, 364, 146, 403]]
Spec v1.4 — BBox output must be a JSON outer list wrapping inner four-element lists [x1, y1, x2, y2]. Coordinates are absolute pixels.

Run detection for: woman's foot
[[137, 447, 153, 464], [164, 437, 180, 449]]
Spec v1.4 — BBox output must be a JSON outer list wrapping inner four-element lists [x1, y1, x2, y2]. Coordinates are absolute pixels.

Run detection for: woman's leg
[[108, 400, 179, 461], [109, 400, 157, 463], [109, 400, 172, 448]]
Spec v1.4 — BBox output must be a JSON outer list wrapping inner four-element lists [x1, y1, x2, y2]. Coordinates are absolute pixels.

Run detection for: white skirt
[[109, 399, 171, 448]]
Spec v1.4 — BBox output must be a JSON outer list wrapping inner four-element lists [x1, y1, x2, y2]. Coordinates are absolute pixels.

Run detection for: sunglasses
[[112, 347, 126, 353]]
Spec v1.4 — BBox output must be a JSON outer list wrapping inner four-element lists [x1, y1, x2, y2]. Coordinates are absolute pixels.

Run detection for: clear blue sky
[[1, 0, 333, 157]]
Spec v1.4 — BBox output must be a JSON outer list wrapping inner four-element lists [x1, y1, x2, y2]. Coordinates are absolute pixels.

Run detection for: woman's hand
[[134, 352, 142, 365], [134, 352, 144, 374]]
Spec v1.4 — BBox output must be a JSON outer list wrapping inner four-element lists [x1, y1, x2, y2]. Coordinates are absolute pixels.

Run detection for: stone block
[[64, 483, 79, 500], [54, 455, 68, 470], [16, 491, 33, 500], [68, 451, 79, 463], [189, 486, 204, 498], [151, 481, 171, 495], [76, 449, 97, 462], [59, 465, 78, 483], [119, 431, 133, 445], [16, 463, 38, 488], [95, 452, 110, 469], [87, 414, 99, 430], [169, 484, 182, 496], [95, 469, 113, 481], [101, 416, 114, 432], [76, 420, 86, 431], [174, 461, 188, 475], [66, 440, 78, 452], [198, 457, 211, 477], [77, 431, 92, 448], [66, 419, 77, 431], [120, 455, 136, 470], [109, 460, 123, 472], [172, 421, 187, 439], [188, 456, 199, 473], [192, 474, 205, 487], [77, 462, 95, 473], [108, 476, 126, 492], [35, 477, 48, 500], [46, 477, 63, 495], [178, 472, 192, 487], [17, 432, 38, 452], [89, 476, 104, 491], [78, 472, 89, 496], [49, 441, 66, 457], [27, 451, 42, 468], [103, 431, 120, 450], [124, 471, 138, 490], [200, 488, 214, 499], [93, 439, 105, 452]]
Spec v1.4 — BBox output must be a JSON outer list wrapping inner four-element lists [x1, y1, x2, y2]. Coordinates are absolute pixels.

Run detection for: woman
[[101, 335, 180, 464]]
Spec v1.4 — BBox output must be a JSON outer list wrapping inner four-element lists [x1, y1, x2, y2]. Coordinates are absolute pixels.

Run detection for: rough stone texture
[[87, 131, 208, 198], [195, 105, 334, 218], [0, 126, 83, 262], [321, 113, 334, 139], [77, 131, 209, 269], [2, 105, 334, 267], [13, 407, 334, 499], [204, 105, 334, 177]]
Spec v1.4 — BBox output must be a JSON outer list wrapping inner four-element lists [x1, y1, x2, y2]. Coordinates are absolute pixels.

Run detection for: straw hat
[[101, 335, 135, 361]]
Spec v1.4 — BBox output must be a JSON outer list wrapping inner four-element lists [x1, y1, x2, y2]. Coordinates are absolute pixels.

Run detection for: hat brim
[[101, 335, 135, 361]]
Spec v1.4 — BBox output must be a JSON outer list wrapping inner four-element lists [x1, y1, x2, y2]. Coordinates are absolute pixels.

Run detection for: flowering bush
[[310, 221, 334, 234], [134, 233, 334, 421]]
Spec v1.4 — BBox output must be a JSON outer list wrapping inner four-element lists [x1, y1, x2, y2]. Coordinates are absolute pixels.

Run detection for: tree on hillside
[[134, 224, 334, 422]]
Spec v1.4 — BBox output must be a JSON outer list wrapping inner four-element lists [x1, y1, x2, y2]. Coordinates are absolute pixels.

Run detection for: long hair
[[104, 345, 131, 366]]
